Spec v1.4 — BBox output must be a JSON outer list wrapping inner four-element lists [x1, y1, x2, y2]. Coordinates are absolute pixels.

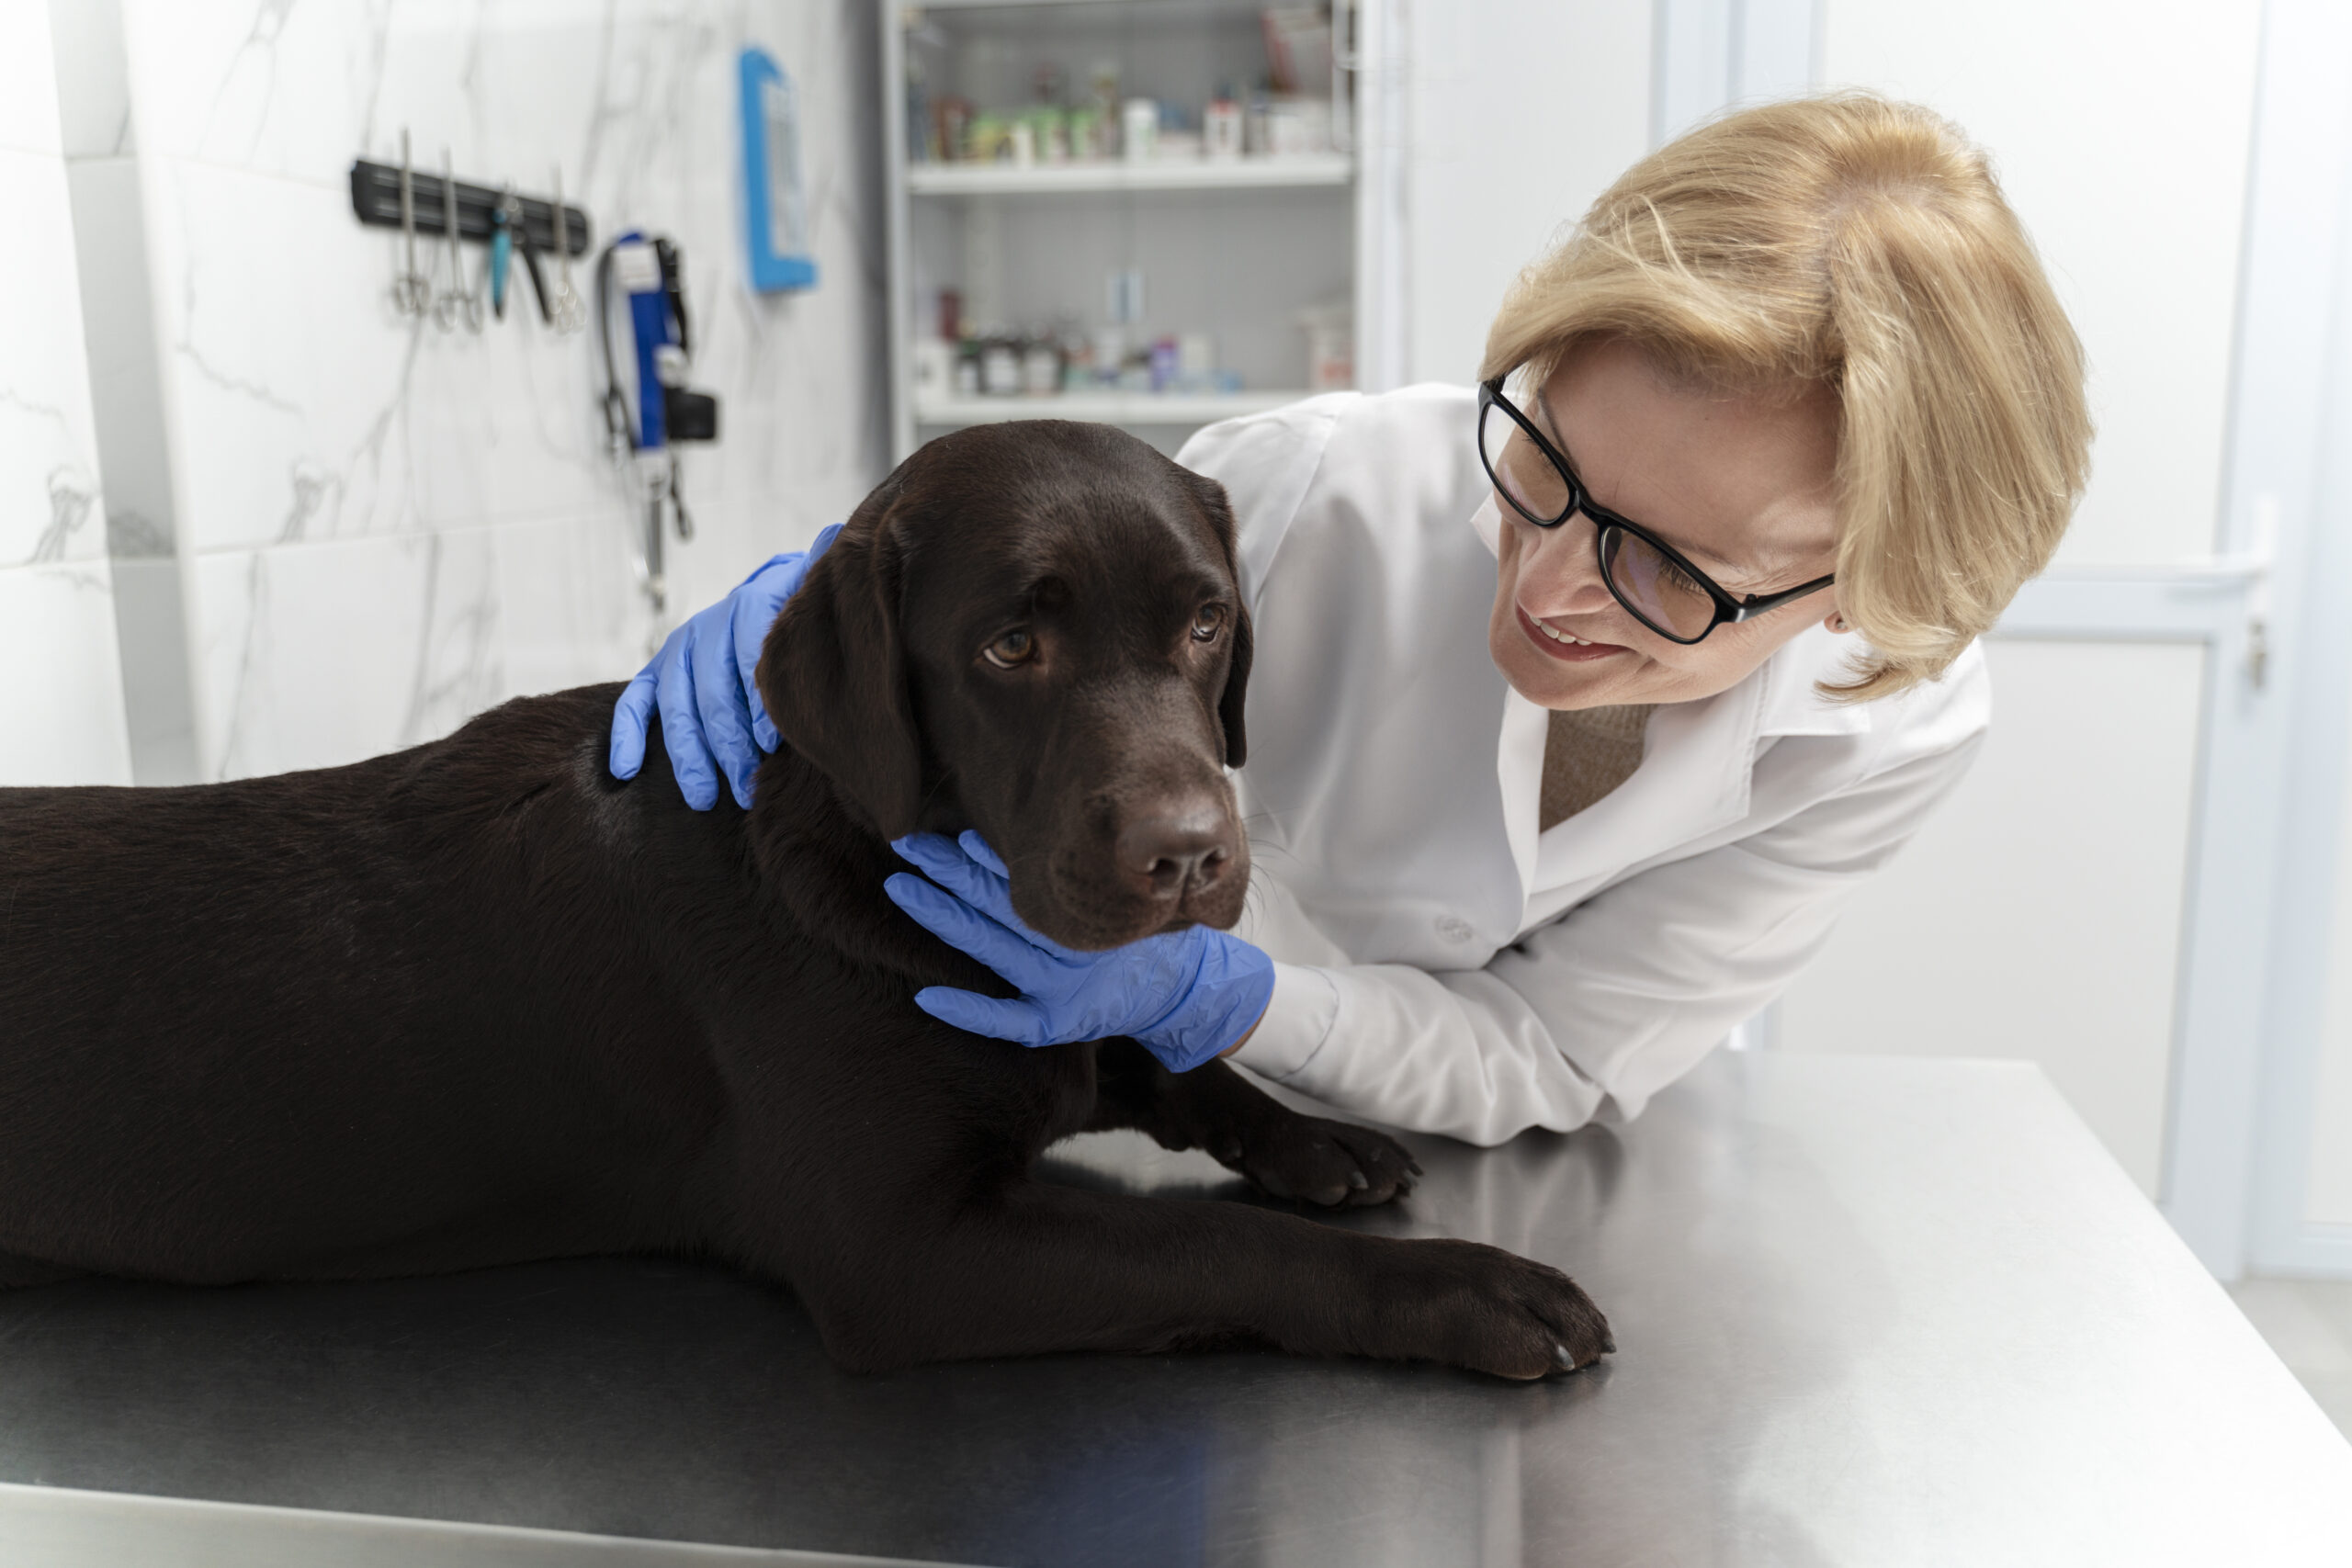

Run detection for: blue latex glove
[[886, 831, 1275, 1073], [608, 524, 842, 809]]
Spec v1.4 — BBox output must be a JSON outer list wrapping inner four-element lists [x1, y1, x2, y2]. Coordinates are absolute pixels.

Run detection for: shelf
[[916, 389, 1315, 426], [910, 0, 1272, 15], [908, 155, 1352, 197]]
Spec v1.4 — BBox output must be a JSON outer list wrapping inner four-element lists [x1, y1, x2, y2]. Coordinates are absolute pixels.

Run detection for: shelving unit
[[915, 388, 1312, 425], [907, 152, 1352, 197], [881, 0, 1401, 460]]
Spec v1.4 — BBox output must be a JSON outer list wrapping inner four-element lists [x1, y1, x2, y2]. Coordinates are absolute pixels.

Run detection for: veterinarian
[[609, 95, 2091, 1145]]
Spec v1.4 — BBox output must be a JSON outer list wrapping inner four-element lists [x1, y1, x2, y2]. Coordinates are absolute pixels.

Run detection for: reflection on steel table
[[0, 1054, 2344, 1566]]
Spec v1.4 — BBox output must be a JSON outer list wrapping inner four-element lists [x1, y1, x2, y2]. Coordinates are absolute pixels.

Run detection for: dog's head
[[759, 421, 1252, 950]]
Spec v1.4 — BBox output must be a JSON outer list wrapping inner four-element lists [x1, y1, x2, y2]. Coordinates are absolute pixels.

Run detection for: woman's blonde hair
[[1481, 93, 2092, 700]]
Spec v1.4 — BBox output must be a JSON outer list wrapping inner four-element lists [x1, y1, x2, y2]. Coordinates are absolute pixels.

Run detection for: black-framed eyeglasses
[[1477, 377, 1836, 646]]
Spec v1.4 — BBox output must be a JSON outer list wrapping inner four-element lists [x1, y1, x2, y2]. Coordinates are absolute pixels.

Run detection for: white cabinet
[[882, 0, 1398, 459]]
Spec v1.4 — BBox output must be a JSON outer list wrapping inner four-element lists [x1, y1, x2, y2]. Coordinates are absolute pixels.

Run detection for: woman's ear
[[757, 516, 924, 838]]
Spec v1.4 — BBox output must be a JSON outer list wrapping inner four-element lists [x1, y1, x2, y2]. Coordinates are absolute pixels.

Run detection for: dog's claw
[[1348, 1169, 1369, 1190], [1553, 1343, 1577, 1371], [1601, 1337, 1617, 1356]]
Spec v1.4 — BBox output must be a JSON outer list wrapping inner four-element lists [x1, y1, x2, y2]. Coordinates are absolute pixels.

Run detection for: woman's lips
[[1517, 604, 1627, 662]]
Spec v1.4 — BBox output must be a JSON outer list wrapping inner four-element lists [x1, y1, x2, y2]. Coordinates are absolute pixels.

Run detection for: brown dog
[[0, 421, 1611, 1378]]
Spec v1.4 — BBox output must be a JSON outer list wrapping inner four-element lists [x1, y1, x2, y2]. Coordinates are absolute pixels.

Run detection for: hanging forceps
[[547, 167, 585, 334], [389, 130, 432, 316], [513, 190, 554, 326], [430, 149, 482, 333]]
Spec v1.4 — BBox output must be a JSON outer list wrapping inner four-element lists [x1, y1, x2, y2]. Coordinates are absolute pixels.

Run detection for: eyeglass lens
[[1479, 399, 1719, 642]]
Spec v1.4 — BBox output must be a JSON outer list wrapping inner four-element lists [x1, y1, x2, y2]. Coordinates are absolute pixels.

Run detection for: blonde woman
[[609, 94, 2092, 1145]]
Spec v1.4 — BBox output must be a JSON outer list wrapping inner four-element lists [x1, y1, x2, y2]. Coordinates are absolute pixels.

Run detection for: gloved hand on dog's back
[[888, 831, 1274, 1072], [606, 523, 842, 810]]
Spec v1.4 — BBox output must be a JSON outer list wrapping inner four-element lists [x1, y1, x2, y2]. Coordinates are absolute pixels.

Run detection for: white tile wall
[[1, 1, 131, 787], [42, 0, 131, 161], [0, 148, 107, 571], [78, 0, 885, 782], [0, 0, 66, 161], [0, 562, 132, 784]]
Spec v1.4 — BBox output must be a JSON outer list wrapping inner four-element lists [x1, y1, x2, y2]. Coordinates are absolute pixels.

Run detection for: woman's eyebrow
[[1532, 389, 1813, 586], [1532, 390, 1746, 576]]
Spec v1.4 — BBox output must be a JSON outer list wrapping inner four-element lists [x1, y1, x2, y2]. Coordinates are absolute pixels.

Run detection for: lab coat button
[[1434, 912, 1476, 943]]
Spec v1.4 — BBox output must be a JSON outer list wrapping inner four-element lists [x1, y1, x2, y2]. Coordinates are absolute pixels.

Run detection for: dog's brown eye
[[1191, 604, 1227, 643], [983, 628, 1036, 669]]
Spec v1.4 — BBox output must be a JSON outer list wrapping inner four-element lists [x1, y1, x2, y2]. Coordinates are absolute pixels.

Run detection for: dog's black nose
[[1118, 804, 1237, 900]]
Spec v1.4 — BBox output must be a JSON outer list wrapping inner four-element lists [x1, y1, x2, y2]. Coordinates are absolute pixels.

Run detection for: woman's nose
[[1519, 517, 1616, 611]]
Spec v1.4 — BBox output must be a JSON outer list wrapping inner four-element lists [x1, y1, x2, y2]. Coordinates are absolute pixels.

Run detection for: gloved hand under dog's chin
[[884, 830, 1274, 1073]]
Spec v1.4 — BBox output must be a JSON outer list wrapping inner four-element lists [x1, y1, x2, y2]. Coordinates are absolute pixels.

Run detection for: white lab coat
[[1177, 385, 1989, 1145]]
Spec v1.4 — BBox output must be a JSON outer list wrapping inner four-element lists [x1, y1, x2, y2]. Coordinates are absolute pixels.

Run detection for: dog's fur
[[0, 422, 1610, 1379]]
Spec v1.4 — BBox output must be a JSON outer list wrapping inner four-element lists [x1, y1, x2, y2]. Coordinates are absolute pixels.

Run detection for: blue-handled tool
[[489, 188, 513, 321]]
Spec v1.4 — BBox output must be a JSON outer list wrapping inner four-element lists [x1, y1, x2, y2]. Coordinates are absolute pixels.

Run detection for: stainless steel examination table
[[1, 1054, 2346, 1568]]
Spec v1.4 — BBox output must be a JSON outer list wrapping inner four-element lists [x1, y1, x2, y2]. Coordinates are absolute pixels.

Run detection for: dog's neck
[[745, 746, 1004, 999]]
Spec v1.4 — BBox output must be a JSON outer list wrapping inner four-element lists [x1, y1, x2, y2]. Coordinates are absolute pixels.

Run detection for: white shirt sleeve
[[1231, 729, 1986, 1145]]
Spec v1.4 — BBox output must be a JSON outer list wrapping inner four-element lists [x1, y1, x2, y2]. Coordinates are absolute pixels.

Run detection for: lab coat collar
[[1754, 624, 1876, 740], [1506, 625, 1871, 901]]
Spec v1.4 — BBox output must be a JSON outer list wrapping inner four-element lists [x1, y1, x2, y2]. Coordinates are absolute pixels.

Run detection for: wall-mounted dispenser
[[740, 46, 819, 294]]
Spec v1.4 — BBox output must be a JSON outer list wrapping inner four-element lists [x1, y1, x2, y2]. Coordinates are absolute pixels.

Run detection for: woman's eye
[[1191, 604, 1227, 642], [1659, 559, 1706, 597], [983, 629, 1035, 669]]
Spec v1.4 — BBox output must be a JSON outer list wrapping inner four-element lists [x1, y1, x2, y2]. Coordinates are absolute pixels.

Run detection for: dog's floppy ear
[[758, 508, 924, 838], [1182, 468, 1252, 769], [1219, 598, 1253, 769]]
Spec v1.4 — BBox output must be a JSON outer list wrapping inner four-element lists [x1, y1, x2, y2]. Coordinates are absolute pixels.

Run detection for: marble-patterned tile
[[122, 0, 836, 188], [119, 0, 384, 186], [0, 559, 132, 785], [189, 528, 502, 781], [46, 0, 135, 160], [64, 154, 176, 556], [0, 147, 107, 570], [108, 554, 199, 784], [0, 0, 65, 159], [143, 158, 425, 554], [493, 511, 653, 699], [145, 154, 648, 554]]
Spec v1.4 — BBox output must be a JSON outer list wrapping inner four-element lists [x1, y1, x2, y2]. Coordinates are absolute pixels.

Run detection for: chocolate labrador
[[0, 421, 1611, 1379]]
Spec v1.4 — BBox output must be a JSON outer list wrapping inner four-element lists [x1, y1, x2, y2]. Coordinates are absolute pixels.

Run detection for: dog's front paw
[[1213, 1114, 1422, 1207], [1374, 1238, 1614, 1380]]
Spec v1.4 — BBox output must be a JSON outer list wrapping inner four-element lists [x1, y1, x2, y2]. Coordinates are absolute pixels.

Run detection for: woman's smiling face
[[1487, 338, 1846, 711]]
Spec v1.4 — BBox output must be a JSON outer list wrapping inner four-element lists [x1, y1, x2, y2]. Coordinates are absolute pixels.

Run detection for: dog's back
[[0, 686, 742, 1284]]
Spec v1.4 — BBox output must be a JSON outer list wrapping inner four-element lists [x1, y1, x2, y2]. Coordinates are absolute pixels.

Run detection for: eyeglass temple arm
[[1727, 572, 1838, 621]]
